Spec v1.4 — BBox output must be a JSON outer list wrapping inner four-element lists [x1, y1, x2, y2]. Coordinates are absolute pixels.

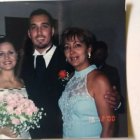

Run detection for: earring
[[66, 58, 68, 62], [88, 53, 91, 58]]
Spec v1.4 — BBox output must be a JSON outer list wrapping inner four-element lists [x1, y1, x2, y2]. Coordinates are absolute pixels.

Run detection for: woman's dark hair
[[61, 27, 96, 48], [0, 36, 22, 77]]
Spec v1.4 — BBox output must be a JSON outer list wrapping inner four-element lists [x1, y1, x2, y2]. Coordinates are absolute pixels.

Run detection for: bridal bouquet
[[0, 92, 45, 135]]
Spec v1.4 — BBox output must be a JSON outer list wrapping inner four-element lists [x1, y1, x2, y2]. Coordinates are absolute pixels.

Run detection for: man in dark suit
[[93, 41, 124, 113], [20, 9, 120, 139], [20, 9, 73, 138]]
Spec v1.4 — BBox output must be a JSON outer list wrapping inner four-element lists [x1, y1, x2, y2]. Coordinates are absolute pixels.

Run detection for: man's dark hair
[[29, 8, 54, 27], [94, 41, 108, 52], [94, 41, 108, 59]]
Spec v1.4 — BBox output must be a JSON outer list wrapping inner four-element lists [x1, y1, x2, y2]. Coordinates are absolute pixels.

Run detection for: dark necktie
[[35, 55, 46, 79], [35, 45, 53, 79]]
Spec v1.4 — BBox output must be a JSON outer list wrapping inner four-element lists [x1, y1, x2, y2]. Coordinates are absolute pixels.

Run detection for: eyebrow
[[30, 22, 50, 25]]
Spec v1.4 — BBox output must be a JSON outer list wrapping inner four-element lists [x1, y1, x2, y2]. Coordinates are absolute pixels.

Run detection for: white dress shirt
[[33, 45, 56, 68]]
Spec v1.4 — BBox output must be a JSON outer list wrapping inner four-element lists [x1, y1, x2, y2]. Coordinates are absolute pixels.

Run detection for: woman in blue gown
[[59, 27, 115, 138]]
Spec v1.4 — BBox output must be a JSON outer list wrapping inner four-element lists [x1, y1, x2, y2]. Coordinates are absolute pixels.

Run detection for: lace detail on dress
[[59, 65, 102, 138], [0, 87, 28, 98]]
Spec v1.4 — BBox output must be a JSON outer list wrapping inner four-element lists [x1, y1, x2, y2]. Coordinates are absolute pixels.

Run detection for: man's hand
[[104, 86, 121, 109]]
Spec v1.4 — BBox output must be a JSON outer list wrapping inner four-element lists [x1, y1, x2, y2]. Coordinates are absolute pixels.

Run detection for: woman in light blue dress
[[59, 27, 115, 138]]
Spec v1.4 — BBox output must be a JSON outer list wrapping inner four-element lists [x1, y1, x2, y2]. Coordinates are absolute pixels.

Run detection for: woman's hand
[[104, 86, 121, 109], [0, 127, 17, 138]]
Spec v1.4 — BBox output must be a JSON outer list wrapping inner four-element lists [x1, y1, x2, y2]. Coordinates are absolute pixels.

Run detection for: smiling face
[[0, 42, 17, 71], [64, 36, 91, 71], [28, 14, 54, 53]]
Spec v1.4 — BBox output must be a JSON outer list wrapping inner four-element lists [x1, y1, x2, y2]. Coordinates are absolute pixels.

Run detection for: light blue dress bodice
[[58, 65, 102, 138]]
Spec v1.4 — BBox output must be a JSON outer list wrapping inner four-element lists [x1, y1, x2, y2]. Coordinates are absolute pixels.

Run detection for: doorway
[[5, 17, 28, 49]]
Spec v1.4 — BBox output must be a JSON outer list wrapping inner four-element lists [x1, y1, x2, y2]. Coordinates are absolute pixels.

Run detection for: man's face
[[28, 14, 54, 52], [93, 49, 106, 65]]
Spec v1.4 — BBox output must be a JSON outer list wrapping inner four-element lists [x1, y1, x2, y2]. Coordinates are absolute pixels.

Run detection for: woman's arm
[[88, 71, 116, 137], [0, 127, 17, 138]]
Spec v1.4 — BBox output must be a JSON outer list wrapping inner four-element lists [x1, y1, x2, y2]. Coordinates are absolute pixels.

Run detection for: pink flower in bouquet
[[0, 95, 4, 102], [24, 108, 34, 116], [11, 118, 21, 125], [27, 100, 38, 112], [14, 107, 23, 115], [7, 99, 17, 108], [6, 105, 15, 114], [22, 99, 38, 116]]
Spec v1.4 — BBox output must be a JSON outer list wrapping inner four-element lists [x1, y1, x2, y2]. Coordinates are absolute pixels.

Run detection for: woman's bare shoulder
[[88, 69, 107, 81], [88, 69, 111, 90]]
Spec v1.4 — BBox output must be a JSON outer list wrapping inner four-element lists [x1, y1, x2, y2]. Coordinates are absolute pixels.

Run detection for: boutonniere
[[58, 70, 69, 84]]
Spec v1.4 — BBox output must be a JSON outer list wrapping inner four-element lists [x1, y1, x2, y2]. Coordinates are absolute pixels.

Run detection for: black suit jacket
[[20, 47, 73, 138], [98, 63, 125, 113]]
